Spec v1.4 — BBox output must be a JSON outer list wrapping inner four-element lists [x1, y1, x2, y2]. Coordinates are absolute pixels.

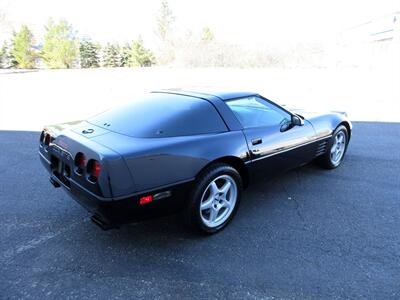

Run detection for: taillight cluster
[[74, 152, 101, 182]]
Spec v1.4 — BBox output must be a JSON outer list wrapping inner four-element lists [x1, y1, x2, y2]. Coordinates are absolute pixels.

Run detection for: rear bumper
[[40, 151, 193, 227]]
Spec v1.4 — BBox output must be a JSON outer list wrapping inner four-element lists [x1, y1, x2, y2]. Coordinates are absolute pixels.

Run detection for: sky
[[0, 0, 398, 46]]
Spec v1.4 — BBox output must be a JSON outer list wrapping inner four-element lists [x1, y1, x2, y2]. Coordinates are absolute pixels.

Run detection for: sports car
[[39, 88, 352, 233]]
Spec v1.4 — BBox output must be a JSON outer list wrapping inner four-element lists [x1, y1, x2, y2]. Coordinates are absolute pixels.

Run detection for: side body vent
[[315, 140, 329, 157]]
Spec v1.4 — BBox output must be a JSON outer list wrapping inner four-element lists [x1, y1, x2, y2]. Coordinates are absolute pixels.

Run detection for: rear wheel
[[185, 163, 242, 234], [317, 125, 348, 169]]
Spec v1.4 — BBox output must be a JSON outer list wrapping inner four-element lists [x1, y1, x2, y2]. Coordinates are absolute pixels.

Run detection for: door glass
[[226, 97, 291, 129]]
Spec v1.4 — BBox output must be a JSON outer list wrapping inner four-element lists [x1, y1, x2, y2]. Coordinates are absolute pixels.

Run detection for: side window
[[226, 96, 291, 129]]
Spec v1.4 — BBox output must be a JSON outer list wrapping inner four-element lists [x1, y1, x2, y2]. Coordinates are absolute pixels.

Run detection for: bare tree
[[155, 0, 175, 43]]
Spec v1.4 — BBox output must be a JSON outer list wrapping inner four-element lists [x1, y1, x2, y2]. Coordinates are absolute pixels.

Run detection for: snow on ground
[[0, 66, 399, 131]]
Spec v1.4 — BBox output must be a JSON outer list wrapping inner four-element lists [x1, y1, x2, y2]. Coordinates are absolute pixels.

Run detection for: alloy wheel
[[199, 175, 238, 228], [330, 131, 346, 165]]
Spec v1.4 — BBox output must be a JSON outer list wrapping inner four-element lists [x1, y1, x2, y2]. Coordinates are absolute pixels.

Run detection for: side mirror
[[292, 115, 304, 126]]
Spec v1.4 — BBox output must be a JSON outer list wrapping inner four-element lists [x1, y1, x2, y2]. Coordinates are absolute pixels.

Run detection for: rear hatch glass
[[88, 93, 227, 138]]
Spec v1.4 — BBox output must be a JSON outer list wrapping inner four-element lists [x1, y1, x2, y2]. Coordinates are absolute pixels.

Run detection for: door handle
[[251, 138, 262, 145]]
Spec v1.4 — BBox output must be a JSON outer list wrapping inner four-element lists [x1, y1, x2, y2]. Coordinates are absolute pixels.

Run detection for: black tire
[[317, 125, 349, 169], [185, 163, 242, 234]]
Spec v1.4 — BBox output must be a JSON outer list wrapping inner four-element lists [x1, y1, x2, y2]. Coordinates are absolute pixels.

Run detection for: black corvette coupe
[[39, 88, 351, 233]]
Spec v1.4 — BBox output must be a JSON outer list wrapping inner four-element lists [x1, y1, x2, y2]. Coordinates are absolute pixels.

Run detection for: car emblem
[[82, 128, 94, 134]]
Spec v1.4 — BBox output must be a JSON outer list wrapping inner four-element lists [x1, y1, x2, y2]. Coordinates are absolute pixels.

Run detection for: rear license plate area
[[50, 155, 71, 188]]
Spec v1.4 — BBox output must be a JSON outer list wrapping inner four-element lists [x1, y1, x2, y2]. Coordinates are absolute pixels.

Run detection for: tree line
[[0, 0, 322, 69], [0, 1, 224, 69], [0, 19, 155, 69]]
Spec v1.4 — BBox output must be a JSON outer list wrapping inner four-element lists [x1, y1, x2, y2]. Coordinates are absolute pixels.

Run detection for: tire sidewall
[[188, 164, 242, 234]]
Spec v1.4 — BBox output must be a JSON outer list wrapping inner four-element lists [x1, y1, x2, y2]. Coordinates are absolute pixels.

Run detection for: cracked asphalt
[[1, 121, 399, 299]]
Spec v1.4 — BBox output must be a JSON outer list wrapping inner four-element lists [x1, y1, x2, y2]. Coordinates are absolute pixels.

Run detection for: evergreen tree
[[0, 41, 15, 68], [11, 25, 36, 68], [120, 43, 131, 67], [79, 39, 100, 68], [101, 43, 121, 67], [128, 38, 155, 67], [41, 19, 78, 68]]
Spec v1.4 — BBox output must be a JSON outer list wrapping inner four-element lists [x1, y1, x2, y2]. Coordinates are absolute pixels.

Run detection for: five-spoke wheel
[[186, 163, 242, 234], [317, 125, 349, 169], [330, 130, 346, 165], [199, 175, 237, 228]]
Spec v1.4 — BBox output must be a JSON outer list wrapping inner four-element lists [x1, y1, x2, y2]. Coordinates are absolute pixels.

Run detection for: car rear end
[[39, 122, 135, 228], [39, 121, 195, 229]]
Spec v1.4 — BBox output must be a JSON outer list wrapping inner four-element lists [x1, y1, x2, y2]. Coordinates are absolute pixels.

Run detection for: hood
[[288, 108, 348, 120]]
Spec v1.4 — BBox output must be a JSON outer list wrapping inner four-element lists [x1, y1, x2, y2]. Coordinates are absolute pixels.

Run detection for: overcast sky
[[0, 0, 398, 46]]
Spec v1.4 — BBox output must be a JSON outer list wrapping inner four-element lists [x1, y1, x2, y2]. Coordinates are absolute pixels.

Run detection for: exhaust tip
[[91, 214, 118, 231], [49, 176, 61, 188]]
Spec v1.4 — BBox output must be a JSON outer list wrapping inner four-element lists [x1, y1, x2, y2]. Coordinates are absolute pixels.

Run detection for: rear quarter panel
[[91, 131, 249, 191]]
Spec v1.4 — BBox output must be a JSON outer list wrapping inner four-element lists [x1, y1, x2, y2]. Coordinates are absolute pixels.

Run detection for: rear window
[[88, 93, 227, 138]]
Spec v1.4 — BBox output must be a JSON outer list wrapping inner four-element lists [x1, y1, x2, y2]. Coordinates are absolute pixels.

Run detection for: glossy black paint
[[38, 88, 352, 226]]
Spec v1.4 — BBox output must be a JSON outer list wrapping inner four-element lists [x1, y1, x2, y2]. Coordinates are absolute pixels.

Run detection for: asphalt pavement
[[1, 121, 399, 299]]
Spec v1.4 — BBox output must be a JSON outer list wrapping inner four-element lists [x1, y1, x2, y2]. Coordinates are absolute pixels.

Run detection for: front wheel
[[317, 125, 349, 169], [185, 163, 242, 234]]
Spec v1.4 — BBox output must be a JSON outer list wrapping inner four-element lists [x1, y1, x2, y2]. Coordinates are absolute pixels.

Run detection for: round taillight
[[74, 152, 86, 174], [87, 159, 101, 182]]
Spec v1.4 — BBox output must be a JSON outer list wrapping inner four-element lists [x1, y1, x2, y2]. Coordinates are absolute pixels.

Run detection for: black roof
[[152, 88, 258, 101]]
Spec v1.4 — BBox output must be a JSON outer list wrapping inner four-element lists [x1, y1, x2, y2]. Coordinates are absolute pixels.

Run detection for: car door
[[226, 96, 317, 178]]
